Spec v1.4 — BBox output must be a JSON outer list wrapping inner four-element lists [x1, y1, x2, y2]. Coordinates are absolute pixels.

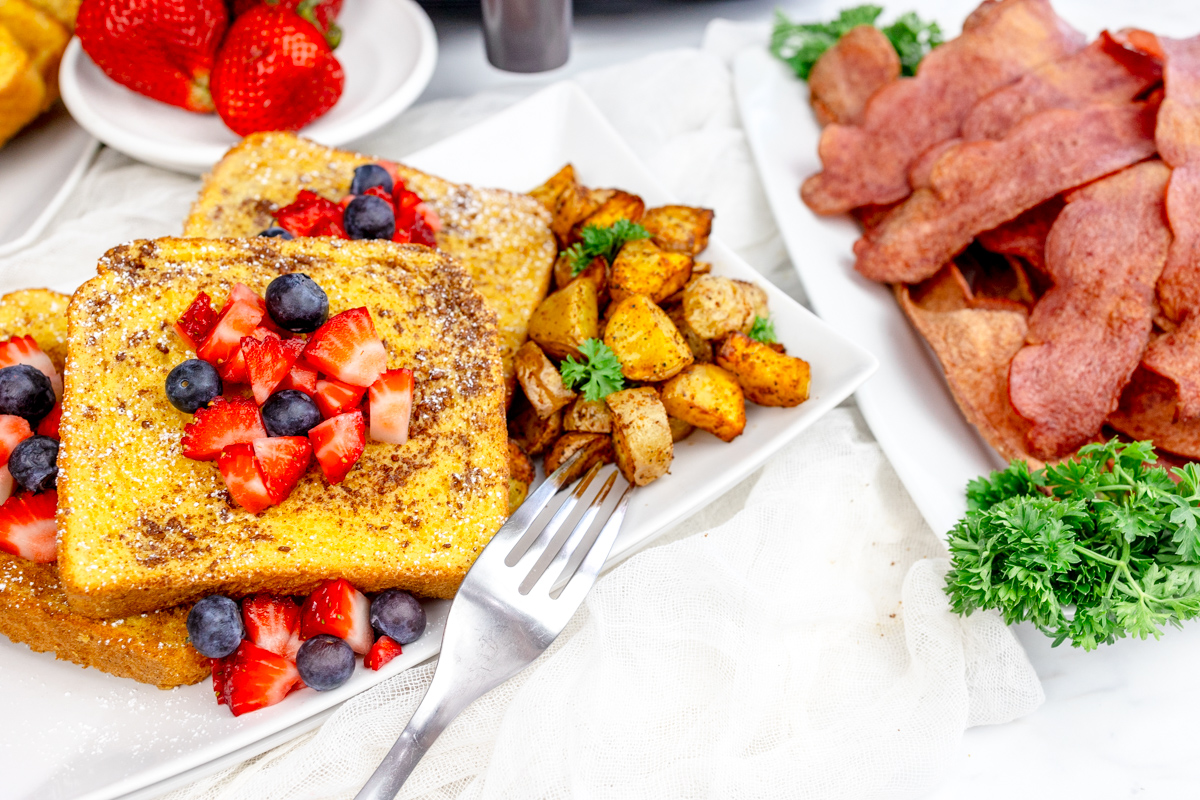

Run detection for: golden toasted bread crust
[[183, 131, 557, 395], [58, 238, 509, 618], [0, 289, 207, 688]]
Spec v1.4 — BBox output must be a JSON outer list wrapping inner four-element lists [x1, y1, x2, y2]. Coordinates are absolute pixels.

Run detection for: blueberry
[[370, 590, 426, 644], [259, 227, 294, 240], [349, 163, 393, 196], [186, 595, 244, 659], [265, 273, 329, 334], [9, 435, 57, 493], [296, 634, 355, 690], [261, 390, 322, 437], [343, 195, 395, 240], [165, 359, 222, 413], [0, 364, 54, 424]]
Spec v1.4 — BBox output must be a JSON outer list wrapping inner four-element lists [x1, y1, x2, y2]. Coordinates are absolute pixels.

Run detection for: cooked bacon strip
[[975, 197, 1064, 276], [1143, 318, 1200, 419], [961, 32, 1162, 140], [808, 25, 900, 127], [853, 100, 1159, 284], [1008, 162, 1172, 460], [800, 0, 1084, 216], [1108, 367, 1200, 460]]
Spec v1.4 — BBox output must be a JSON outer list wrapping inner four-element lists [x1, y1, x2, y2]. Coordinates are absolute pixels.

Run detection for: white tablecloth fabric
[[0, 27, 1043, 800]]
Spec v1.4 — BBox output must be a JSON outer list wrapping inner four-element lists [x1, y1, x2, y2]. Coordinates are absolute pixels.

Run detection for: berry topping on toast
[[252, 436, 312, 503], [243, 336, 304, 405], [313, 376, 366, 419], [0, 415, 33, 466], [368, 369, 413, 446], [174, 292, 219, 352], [182, 397, 268, 461], [0, 335, 63, 400], [0, 490, 57, 563], [300, 577, 373, 654], [241, 594, 302, 660], [309, 410, 365, 484], [218, 443, 274, 513], [302, 307, 387, 388]]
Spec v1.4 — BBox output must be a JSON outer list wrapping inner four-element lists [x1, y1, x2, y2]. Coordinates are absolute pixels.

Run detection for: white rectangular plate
[[4, 80, 876, 800]]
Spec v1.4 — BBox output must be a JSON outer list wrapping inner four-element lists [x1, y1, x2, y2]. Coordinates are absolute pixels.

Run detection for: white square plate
[[4, 80, 877, 800]]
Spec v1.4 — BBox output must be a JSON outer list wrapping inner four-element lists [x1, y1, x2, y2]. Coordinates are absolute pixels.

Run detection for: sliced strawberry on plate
[[313, 376, 366, 419], [174, 292, 219, 352], [300, 577, 373, 654], [0, 466, 13, 506], [275, 190, 344, 237], [182, 397, 267, 461], [0, 415, 32, 466], [0, 335, 63, 399], [0, 491, 58, 563], [223, 641, 301, 716], [252, 436, 312, 503], [308, 411, 365, 484], [277, 359, 319, 396], [302, 307, 386, 387], [211, 656, 232, 705], [244, 337, 305, 404], [242, 594, 302, 660], [197, 296, 264, 371], [368, 369, 413, 445], [37, 403, 61, 439], [218, 443, 273, 513], [364, 635, 402, 671]]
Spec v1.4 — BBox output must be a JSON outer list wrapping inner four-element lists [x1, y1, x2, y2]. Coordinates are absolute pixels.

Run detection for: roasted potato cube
[[563, 397, 613, 433], [544, 432, 616, 484], [661, 363, 746, 442], [640, 205, 714, 255], [554, 252, 609, 302], [603, 294, 694, 382], [515, 341, 576, 418], [668, 415, 695, 442], [550, 179, 604, 246], [664, 303, 713, 364], [716, 332, 810, 407], [606, 387, 673, 486], [528, 278, 599, 360], [683, 275, 755, 340], [569, 190, 645, 244], [510, 403, 563, 456], [529, 164, 577, 215], [734, 280, 770, 325], [610, 239, 693, 304], [507, 439, 536, 515]]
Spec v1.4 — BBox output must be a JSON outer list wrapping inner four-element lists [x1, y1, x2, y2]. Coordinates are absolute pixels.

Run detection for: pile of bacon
[[803, 0, 1200, 465]]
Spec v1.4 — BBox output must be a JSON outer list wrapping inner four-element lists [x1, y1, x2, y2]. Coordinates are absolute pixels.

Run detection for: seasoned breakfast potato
[[640, 205, 714, 255], [544, 432, 616, 484], [570, 190, 645, 243], [610, 239, 693, 304], [668, 415, 695, 442], [734, 280, 770, 325], [507, 439, 536, 515], [606, 387, 674, 486], [661, 363, 746, 442], [603, 294, 694, 382], [717, 332, 811, 407], [555, 255, 609, 307], [529, 163, 577, 215], [510, 403, 564, 456], [563, 397, 613, 433], [664, 303, 713, 364], [683, 274, 756, 340], [528, 278, 599, 360], [550, 178, 604, 246], [514, 341, 576, 418]]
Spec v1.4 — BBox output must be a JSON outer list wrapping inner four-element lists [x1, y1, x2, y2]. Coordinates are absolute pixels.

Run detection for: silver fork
[[355, 452, 633, 800]]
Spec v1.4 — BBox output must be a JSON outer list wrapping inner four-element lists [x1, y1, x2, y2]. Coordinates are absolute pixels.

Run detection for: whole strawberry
[[210, 3, 345, 136], [231, 0, 343, 48], [76, 0, 228, 112]]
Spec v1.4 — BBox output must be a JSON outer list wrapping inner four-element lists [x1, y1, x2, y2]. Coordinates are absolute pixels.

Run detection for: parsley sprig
[[560, 338, 625, 402], [945, 439, 1200, 650], [748, 315, 777, 344], [565, 219, 650, 276], [770, 5, 943, 81]]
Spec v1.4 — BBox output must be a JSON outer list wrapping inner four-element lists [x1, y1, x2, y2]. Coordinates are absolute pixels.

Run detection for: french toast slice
[[182, 131, 558, 398], [0, 289, 208, 688], [58, 238, 509, 619]]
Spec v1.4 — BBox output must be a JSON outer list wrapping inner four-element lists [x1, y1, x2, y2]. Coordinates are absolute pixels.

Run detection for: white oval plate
[[59, 0, 437, 174]]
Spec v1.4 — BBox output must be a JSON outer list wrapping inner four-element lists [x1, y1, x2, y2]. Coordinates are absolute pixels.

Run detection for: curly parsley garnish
[[945, 439, 1200, 650], [770, 5, 943, 81], [565, 219, 651, 276], [748, 315, 777, 344], [559, 338, 625, 402]]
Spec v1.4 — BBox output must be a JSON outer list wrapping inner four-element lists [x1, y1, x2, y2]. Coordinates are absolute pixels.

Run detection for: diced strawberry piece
[[409, 211, 437, 247], [275, 190, 344, 237], [0, 335, 63, 400], [197, 298, 264, 371], [378, 160, 402, 188], [391, 228, 411, 244], [364, 635, 403, 670], [36, 403, 61, 439], [0, 466, 12, 506], [308, 411, 365, 484], [0, 491, 57, 563], [277, 360, 319, 396], [417, 202, 441, 233], [252, 436, 312, 503], [314, 376, 366, 419], [242, 594, 302, 660], [363, 185, 391, 204], [394, 189, 421, 230], [310, 215, 348, 239], [218, 443, 274, 513], [218, 327, 277, 385], [223, 641, 301, 716], [338, 195, 353, 211], [182, 398, 267, 461], [0, 415, 32, 466], [244, 337, 305, 405], [300, 577, 373, 654], [228, 283, 267, 313], [368, 369, 413, 445], [302, 308, 387, 388], [174, 293, 219, 352], [211, 656, 232, 705]]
